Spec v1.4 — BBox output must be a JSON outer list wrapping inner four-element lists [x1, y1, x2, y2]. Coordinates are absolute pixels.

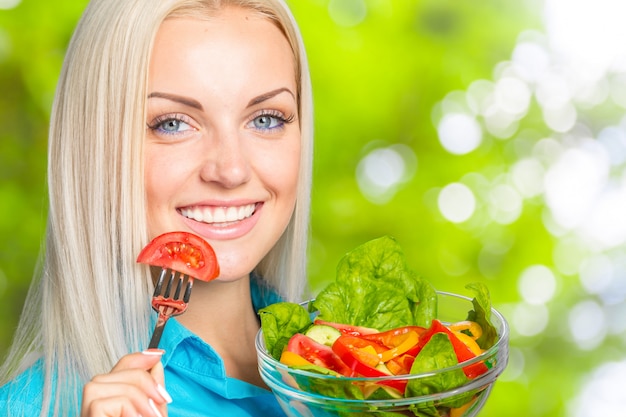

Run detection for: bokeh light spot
[[536, 72, 571, 110], [580, 185, 626, 249], [518, 265, 557, 305], [568, 299, 607, 350], [437, 113, 482, 155], [570, 360, 626, 417], [544, 146, 609, 229], [328, 0, 367, 28], [494, 76, 532, 117], [542, 102, 577, 132], [579, 254, 614, 296], [609, 73, 626, 108], [487, 184, 523, 224], [512, 302, 549, 337], [511, 38, 550, 82], [0, 0, 20, 9], [510, 158, 545, 197], [356, 144, 417, 204], [437, 183, 476, 223]]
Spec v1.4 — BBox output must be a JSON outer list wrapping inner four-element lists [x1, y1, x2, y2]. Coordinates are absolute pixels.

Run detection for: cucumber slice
[[304, 324, 342, 346]]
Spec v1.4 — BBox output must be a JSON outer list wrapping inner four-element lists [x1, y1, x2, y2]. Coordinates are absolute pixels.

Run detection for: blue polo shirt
[[0, 276, 287, 417]]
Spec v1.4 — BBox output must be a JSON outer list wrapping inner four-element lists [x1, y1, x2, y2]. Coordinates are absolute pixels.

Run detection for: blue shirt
[[0, 276, 287, 417]]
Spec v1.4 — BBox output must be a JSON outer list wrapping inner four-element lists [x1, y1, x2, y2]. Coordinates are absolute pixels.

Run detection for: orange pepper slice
[[378, 331, 419, 363]]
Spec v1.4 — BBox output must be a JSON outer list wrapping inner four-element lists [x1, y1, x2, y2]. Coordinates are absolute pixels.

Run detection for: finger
[[111, 349, 165, 372], [84, 351, 170, 413], [82, 393, 163, 417], [89, 368, 165, 403], [110, 350, 171, 405], [148, 360, 171, 416]]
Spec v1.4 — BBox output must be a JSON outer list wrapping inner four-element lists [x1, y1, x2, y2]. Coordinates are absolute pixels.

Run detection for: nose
[[199, 130, 252, 188]]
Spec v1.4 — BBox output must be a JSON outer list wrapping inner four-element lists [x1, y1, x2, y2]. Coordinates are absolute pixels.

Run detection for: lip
[[178, 202, 262, 240]]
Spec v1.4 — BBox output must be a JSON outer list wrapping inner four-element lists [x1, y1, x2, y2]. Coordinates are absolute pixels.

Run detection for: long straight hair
[[0, 0, 313, 415]]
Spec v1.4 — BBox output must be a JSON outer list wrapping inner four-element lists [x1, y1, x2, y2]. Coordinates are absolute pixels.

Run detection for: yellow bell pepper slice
[[280, 350, 315, 367], [449, 320, 483, 340]]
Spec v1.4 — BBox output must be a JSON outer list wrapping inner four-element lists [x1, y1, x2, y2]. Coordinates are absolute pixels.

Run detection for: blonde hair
[[0, 0, 313, 415]]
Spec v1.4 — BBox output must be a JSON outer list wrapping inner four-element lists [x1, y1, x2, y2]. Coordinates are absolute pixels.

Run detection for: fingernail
[[157, 384, 173, 404], [142, 349, 165, 356], [148, 398, 164, 417]]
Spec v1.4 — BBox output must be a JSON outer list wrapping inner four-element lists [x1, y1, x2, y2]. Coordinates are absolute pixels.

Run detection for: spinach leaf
[[258, 302, 312, 359], [465, 282, 498, 349], [406, 333, 468, 397], [313, 236, 437, 330], [406, 333, 473, 415]]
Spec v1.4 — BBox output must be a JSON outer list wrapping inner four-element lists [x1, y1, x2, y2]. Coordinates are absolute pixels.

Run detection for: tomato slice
[[414, 319, 488, 378], [332, 335, 407, 393], [137, 231, 220, 282], [286, 334, 353, 376], [314, 319, 379, 336]]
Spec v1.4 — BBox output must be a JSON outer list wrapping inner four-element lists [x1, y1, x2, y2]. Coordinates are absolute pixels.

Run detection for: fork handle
[[148, 314, 169, 349]]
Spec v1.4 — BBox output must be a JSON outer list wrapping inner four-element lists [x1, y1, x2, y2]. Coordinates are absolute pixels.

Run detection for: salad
[[259, 236, 499, 416]]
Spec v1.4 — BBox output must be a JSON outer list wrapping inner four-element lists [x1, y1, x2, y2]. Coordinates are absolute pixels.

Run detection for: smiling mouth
[[179, 203, 257, 224]]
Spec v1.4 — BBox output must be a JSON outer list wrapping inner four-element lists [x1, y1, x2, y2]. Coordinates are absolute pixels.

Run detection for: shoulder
[[0, 359, 46, 417]]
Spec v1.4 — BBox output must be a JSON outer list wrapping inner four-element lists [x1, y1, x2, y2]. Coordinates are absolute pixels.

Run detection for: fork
[[148, 267, 195, 349]]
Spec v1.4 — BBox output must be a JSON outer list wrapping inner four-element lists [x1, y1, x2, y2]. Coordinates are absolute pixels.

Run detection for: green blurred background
[[2, 0, 626, 416]]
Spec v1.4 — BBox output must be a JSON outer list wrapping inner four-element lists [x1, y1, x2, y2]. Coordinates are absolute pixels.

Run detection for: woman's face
[[145, 7, 300, 281]]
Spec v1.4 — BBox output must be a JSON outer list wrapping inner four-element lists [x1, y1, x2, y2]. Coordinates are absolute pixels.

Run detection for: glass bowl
[[256, 291, 509, 417]]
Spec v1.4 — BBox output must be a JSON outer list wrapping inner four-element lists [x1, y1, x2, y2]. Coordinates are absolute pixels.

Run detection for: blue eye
[[249, 111, 295, 132], [253, 114, 282, 129], [160, 119, 189, 132], [148, 115, 194, 136]]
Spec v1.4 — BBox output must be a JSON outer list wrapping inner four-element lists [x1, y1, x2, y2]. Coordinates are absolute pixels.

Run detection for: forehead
[[149, 9, 296, 98]]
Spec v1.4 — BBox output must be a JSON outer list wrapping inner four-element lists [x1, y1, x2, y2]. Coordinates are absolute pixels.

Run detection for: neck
[[176, 276, 267, 388]]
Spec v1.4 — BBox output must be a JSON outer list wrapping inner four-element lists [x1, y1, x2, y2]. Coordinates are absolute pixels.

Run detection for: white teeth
[[213, 207, 226, 223], [192, 207, 204, 222], [181, 204, 256, 224]]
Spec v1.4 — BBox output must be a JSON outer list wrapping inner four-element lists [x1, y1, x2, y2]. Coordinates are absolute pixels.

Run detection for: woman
[[0, 0, 313, 415]]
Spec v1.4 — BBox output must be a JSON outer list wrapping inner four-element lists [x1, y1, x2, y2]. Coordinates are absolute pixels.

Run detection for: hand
[[81, 349, 172, 417]]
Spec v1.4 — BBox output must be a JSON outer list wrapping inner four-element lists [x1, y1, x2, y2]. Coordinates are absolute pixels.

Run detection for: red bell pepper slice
[[332, 335, 407, 393], [314, 319, 379, 336], [361, 325, 425, 348]]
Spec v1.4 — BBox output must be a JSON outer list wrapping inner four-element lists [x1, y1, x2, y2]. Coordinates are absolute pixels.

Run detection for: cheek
[[144, 153, 167, 207], [263, 141, 301, 203], [143, 149, 188, 230], [145, 147, 190, 201], [144, 160, 166, 233]]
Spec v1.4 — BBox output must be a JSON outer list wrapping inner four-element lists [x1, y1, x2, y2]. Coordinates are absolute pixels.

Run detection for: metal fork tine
[[163, 269, 175, 297], [183, 276, 193, 302], [173, 273, 184, 299], [154, 268, 167, 295]]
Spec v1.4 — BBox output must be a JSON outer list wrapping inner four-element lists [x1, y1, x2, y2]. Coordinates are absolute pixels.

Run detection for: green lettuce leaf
[[406, 333, 468, 396], [258, 302, 312, 359], [465, 282, 498, 349], [313, 236, 437, 330]]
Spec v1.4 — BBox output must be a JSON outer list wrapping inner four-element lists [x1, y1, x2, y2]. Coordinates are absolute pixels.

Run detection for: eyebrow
[[147, 87, 295, 110], [247, 87, 296, 107], [147, 92, 204, 110]]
